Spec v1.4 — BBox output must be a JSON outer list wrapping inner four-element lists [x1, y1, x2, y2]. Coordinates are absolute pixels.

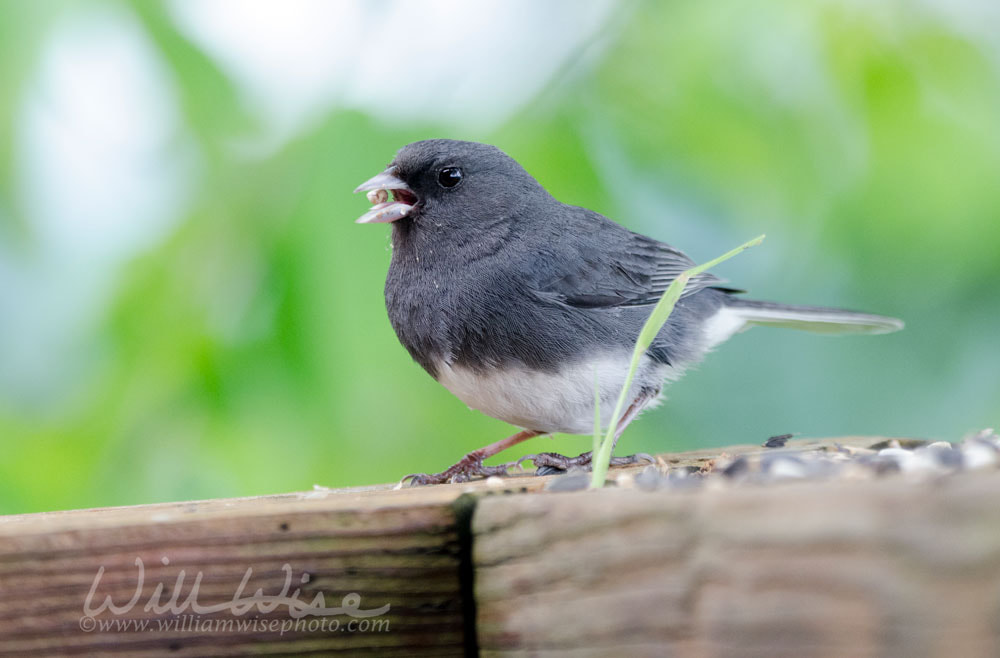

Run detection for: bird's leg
[[401, 429, 543, 486], [519, 387, 660, 475]]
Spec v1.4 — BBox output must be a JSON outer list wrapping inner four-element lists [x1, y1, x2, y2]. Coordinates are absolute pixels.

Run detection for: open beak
[[353, 166, 418, 224]]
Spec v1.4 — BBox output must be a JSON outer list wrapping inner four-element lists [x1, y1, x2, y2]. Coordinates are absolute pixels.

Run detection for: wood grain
[[3, 436, 985, 656], [473, 470, 1000, 657], [0, 486, 480, 656]]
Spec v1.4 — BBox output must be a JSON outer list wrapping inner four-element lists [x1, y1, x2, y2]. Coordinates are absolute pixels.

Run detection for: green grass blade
[[589, 235, 765, 488], [592, 366, 601, 457]]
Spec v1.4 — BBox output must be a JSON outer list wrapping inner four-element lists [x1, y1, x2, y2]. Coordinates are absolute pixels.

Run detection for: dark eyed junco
[[354, 139, 903, 485]]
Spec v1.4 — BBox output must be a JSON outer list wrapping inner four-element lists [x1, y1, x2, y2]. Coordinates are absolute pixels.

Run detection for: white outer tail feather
[[703, 301, 904, 350]]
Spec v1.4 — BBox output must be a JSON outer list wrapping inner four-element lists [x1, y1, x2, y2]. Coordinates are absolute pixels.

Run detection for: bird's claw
[[518, 451, 655, 475], [400, 459, 518, 487]]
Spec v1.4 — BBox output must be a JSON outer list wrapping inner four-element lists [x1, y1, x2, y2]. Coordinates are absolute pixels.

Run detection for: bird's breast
[[384, 256, 457, 377]]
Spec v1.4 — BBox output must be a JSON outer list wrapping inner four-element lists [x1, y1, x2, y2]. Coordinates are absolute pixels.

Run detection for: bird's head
[[354, 140, 548, 238]]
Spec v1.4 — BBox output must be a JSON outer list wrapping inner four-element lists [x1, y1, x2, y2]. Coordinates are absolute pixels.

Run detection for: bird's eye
[[437, 167, 463, 188]]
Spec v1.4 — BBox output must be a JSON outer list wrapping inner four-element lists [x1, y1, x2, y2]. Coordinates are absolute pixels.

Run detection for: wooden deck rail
[[1, 437, 999, 656]]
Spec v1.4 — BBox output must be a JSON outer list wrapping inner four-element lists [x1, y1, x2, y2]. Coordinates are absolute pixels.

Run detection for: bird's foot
[[518, 451, 655, 476], [400, 429, 544, 486], [400, 455, 517, 487]]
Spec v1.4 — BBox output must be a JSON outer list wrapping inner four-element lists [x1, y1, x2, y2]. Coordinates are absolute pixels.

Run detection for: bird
[[353, 139, 903, 485]]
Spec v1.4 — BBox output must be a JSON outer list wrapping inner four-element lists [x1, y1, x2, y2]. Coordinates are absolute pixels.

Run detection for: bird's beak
[[353, 166, 417, 224]]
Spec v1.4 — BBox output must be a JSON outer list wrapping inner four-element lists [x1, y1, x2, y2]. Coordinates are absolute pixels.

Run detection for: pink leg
[[609, 386, 661, 452], [402, 429, 543, 486]]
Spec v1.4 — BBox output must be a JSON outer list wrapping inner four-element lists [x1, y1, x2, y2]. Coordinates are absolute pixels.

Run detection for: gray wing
[[529, 214, 732, 309]]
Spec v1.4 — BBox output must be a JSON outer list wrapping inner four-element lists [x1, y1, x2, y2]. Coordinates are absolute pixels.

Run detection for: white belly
[[434, 354, 675, 434]]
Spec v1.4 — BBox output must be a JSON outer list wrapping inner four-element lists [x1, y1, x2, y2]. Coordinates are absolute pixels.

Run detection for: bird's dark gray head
[[354, 140, 549, 243]]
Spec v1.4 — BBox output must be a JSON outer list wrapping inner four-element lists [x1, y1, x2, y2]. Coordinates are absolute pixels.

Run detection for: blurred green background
[[1, 0, 997, 514]]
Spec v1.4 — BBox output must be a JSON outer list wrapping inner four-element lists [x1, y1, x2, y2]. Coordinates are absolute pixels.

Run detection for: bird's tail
[[722, 298, 904, 335]]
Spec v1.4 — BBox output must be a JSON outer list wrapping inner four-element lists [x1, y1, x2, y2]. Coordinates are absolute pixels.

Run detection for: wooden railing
[[1, 437, 998, 656]]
